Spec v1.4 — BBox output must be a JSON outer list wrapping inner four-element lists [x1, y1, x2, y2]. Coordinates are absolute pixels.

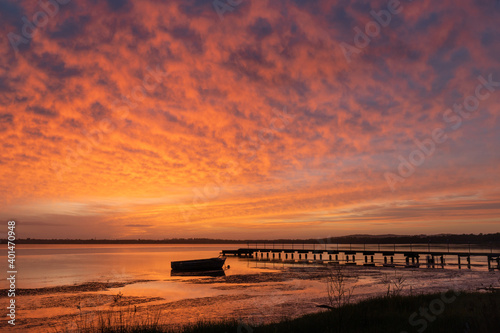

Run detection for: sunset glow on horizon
[[1, 0, 499, 239]]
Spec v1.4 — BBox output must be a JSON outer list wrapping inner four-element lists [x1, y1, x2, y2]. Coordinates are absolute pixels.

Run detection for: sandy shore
[[0, 280, 155, 297], [2, 266, 499, 332]]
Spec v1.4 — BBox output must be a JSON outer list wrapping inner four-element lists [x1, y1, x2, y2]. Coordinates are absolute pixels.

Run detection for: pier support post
[[441, 255, 444, 268], [458, 256, 461, 269], [488, 256, 491, 270], [384, 256, 387, 264], [467, 256, 471, 269]]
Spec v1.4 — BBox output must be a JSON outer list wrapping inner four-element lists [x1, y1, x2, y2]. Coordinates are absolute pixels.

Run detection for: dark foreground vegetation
[[68, 291, 500, 333]]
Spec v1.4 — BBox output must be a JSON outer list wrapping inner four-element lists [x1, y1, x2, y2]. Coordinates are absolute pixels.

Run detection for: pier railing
[[221, 244, 500, 270]]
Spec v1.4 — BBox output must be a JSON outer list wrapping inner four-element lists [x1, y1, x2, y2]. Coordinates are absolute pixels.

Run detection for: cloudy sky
[[0, 0, 499, 239]]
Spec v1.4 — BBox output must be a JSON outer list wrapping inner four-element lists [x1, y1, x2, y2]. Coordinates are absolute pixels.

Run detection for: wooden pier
[[221, 246, 500, 270]]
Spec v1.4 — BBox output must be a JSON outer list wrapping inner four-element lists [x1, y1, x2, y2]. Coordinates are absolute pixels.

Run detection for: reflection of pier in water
[[222, 244, 500, 270]]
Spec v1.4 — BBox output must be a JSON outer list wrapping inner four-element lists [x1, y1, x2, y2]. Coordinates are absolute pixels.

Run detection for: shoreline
[[2, 265, 499, 332]]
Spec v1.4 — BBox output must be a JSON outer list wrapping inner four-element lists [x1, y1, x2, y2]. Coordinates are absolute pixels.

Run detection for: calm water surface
[[1, 244, 499, 332], [2, 244, 259, 288], [2, 243, 499, 288]]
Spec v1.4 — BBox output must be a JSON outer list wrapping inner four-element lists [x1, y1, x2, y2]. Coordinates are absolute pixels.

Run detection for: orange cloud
[[0, 0, 499, 238]]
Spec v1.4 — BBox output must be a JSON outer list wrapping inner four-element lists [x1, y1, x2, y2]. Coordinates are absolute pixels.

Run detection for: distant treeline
[[7, 233, 500, 245]]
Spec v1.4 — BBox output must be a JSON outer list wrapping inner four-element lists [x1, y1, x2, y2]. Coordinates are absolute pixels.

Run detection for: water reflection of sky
[[1, 244, 498, 289], [2, 244, 246, 288]]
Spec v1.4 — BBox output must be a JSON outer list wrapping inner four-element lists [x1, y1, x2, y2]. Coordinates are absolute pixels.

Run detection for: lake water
[[5, 244, 252, 288], [1, 244, 499, 332], [5, 243, 499, 289]]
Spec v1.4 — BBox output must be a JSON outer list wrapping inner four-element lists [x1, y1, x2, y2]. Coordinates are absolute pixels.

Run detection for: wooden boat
[[171, 256, 226, 271]]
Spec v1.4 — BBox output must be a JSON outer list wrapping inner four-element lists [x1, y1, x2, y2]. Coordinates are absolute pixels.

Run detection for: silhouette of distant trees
[[6, 233, 500, 245]]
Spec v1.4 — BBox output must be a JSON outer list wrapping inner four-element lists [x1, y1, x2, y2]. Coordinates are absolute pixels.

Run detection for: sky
[[0, 0, 499, 240]]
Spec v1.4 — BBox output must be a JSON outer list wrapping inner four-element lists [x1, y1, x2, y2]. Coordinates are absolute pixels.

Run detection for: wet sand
[[2, 265, 499, 332], [0, 280, 154, 296]]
